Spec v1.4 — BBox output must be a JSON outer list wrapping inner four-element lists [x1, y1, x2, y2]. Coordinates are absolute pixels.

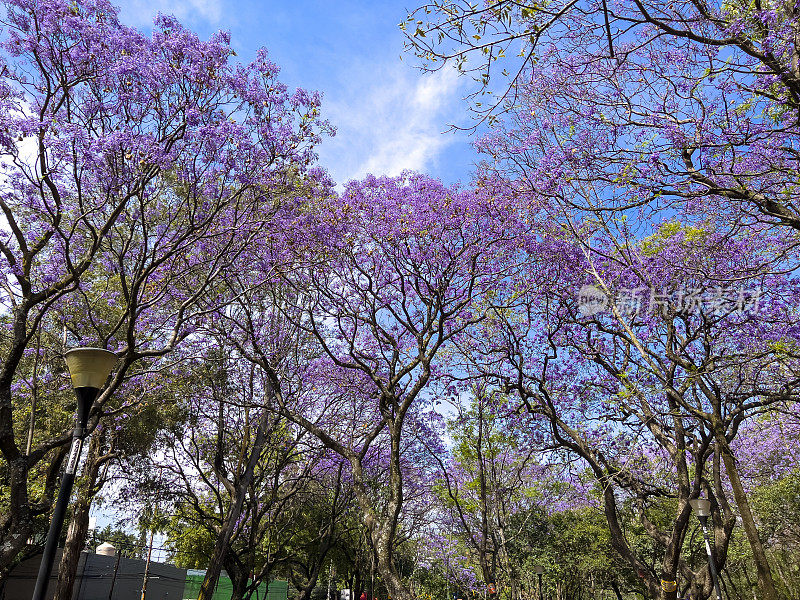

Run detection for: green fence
[[183, 571, 289, 600]]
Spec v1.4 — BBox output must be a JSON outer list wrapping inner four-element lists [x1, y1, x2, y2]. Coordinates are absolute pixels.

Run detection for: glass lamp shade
[[64, 348, 116, 390], [533, 565, 545, 575], [690, 498, 712, 517]]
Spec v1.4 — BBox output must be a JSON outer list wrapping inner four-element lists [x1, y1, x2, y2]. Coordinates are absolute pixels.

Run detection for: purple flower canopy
[[2, 1, 800, 599]]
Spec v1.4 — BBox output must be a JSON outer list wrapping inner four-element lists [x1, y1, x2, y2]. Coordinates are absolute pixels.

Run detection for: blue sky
[[115, 0, 481, 187]]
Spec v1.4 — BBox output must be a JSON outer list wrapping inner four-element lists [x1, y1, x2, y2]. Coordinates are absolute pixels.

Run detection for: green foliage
[[87, 525, 146, 559], [165, 509, 218, 569], [752, 468, 800, 546], [640, 222, 708, 257]]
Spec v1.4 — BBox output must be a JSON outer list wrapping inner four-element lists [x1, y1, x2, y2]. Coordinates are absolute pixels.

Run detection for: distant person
[[361, 592, 367, 600]]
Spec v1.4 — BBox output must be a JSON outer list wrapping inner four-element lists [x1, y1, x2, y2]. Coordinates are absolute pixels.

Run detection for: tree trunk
[[371, 425, 413, 600], [199, 408, 272, 600], [52, 486, 91, 600], [716, 433, 778, 600], [610, 581, 623, 600], [0, 310, 34, 575], [346, 421, 413, 600], [374, 530, 410, 600], [53, 433, 110, 600], [0, 455, 34, 576], [297, 538, 333, 600], [230, 573, 248, 600]]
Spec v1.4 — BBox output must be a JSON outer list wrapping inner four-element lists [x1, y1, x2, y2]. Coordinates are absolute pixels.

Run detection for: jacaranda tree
[[268, 173, 525, 600], [407, 2, 800, 599], [0, 0, 329, 575], [460, 218, 800, 600]]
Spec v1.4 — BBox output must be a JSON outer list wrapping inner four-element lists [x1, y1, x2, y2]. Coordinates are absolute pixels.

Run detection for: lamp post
[[689, 498, 723, 600], [533, 565, 544, 600], [31, 348, 116, 600]]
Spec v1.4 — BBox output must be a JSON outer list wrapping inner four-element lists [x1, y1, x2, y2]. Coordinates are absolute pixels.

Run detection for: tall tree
[[460, 219, 800, 600], [425, 392, 546, 600], [138, 346, 317, 600], [0, 0, 329, 575], [225, 173, 524, 600], [407, 3, 800, 599]]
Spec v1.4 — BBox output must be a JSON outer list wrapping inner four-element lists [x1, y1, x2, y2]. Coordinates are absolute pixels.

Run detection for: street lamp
[[533, 565, 544, 600], [31, 348, 116, 600], [689, 498, 723, 600]]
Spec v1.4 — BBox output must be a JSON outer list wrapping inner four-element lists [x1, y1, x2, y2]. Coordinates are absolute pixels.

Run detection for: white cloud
[[319, 62, 465, 186], [116, 0, 224, 27]]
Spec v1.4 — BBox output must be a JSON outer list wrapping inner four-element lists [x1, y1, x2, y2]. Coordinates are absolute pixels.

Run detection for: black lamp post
[[533, 565, 544, 600], [31, 347, 116, 600], [690, 498, 723, 600]]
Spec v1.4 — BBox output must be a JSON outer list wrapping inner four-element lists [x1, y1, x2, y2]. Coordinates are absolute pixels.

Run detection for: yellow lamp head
[[64, 347, 117, 390]]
